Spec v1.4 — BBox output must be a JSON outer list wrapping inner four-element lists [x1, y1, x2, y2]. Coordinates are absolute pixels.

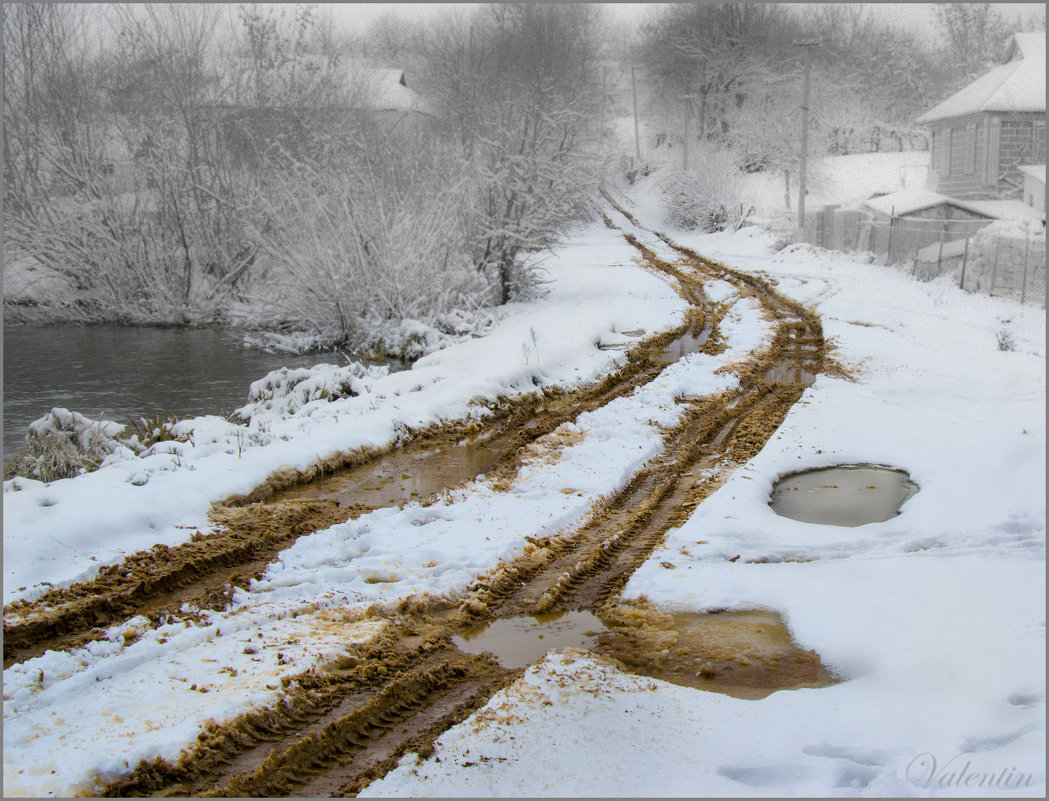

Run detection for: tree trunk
[[499, 257, 512, 305]]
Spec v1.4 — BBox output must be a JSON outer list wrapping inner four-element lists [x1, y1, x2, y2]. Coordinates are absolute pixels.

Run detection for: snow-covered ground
[[3, 224, 689, 607], [365, 200, 1046, 798], [3, 159, 1044, 796], [3, 207, 774, 796]]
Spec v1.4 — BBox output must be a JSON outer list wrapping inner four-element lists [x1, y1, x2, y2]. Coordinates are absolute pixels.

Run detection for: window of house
[[967, 123, 978, 174], [1035, 121, 1046, 164], [944, 128, 953, 176]]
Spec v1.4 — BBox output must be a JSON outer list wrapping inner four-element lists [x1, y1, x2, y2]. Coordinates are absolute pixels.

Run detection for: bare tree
[[422, 4, 605, 304], [3, 3, 115, 301], [935, 3, 1013, 80]]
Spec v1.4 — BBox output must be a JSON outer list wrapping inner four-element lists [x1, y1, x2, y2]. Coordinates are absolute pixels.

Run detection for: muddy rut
[[3, 256, 709, 667], [96, 211, 833, 797], [11, 209, 834, 797]]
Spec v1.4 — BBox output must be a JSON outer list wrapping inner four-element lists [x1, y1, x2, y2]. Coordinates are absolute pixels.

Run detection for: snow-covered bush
[[4, 409, 133, 482], [231, 362, 390, 423], [963, 220, 1046, 301], [365, 308, 499, 362], [657, 148, 753, 232], [241, 130, 492, 350]]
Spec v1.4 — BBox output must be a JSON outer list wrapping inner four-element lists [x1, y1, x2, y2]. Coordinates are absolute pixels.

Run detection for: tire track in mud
[[98, 210, 834, 798], [3, 249, 711, 667]]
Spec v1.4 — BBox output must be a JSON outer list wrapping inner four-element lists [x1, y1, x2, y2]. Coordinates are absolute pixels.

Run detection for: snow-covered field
[[3, 160, 1045, 796]]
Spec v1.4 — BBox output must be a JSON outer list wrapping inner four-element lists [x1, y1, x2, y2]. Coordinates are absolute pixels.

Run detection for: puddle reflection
[[274, 440, 499, 508], [452, 611, 608, 668], [769, 464, 918, 526]]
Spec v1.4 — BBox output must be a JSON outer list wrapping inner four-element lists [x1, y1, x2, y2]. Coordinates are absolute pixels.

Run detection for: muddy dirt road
[[6, 208, 838, 796]]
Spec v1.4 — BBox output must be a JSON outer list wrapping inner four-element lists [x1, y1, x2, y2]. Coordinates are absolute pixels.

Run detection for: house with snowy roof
[[219, 61, 435, 167], [916, 31, 1045, 203]]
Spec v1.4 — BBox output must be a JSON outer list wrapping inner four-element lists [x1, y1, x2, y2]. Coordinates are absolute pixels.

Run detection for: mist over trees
[[630, 2, 1042, 225], [3, 3, 1042, 351], [4, 3, 605, 351]]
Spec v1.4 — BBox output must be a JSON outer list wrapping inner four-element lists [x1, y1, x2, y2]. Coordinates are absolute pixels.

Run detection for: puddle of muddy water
[[656, 326, 711, 365], [452, 611, 609, 668], [274, 439, 499, 508], [769, 464, 919, 527], [452, 607, 837, 700], [596, 608, 838, 700], [764, 364, 816, 385]]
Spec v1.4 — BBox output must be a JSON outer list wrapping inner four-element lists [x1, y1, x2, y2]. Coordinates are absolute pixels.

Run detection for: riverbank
[[2, 221, 688, 607], [1, 324, 363, 463]]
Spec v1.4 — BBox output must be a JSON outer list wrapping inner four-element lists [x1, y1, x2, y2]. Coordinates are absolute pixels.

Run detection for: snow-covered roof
[[1019, 164, 1046, 184], [916, 32, 1046, 124], [226, 57, 432, 114], [865, 189, 956, 217], [958, 197, 1045, 221], [865, 188, 1045, 221], [355, 68, 421, 113]]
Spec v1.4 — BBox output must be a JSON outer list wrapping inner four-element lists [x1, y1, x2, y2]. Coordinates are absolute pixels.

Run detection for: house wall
[[928, 114, 991, 198], [998, 115, 1047, 196], [926, 112, 1046, 200]]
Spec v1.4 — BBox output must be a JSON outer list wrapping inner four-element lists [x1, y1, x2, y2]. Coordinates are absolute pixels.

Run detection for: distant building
[[864, 188, 1043, 227], [219, 61, 435, 167], [916, 32, 1046, 201]]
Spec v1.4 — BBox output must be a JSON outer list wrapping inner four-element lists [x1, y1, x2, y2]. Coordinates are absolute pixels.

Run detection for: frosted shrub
[[245, 134, 490, 350], [4, 409, 133, 481], [368, 308, 498, 362], [657, 148, 752, 233], [964, 220, 1046, 299], [232, 362, 390, 422]]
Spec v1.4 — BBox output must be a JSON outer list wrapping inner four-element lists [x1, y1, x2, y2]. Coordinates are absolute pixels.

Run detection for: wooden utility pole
[[794, 39, 821, 233], [679, 93, 698, 171], [631, 65, 641, 161], [599, 66, 607, 145]]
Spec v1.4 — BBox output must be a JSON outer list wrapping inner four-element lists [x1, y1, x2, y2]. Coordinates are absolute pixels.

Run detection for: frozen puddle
[[769, 464, 919, 526], [452, 611, 608, 668], [764, 363, 816, 385]]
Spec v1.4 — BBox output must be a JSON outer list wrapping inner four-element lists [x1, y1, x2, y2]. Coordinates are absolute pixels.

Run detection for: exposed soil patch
[[3, 500, 353, 667], [595, 602, 838, 699]]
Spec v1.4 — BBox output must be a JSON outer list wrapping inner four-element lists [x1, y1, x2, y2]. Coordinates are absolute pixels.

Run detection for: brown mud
[[35, 208, 839, 797], [4, 271, 709, 667], [3, 500, 354, 667]]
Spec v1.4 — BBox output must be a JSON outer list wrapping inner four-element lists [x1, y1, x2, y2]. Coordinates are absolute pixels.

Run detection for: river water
[[2, 324, 358, 463]]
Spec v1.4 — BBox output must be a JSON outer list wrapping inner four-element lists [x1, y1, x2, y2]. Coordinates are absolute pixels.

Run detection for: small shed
[[865, 188, 1044, 224], [864, 187, 1044, 266]]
